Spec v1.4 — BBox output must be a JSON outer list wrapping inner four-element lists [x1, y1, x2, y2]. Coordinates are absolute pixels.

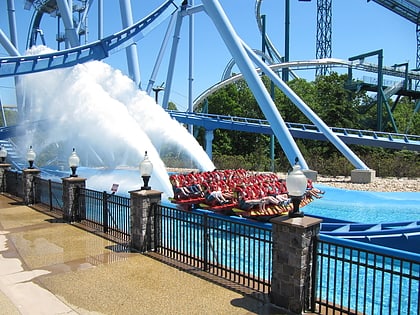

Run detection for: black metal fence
[[5, 169, 23, 198], [34, 177, 64, 211], [157, 205, 272, 294], [78, 188, 130, 242], [315, 235, 420, 315]]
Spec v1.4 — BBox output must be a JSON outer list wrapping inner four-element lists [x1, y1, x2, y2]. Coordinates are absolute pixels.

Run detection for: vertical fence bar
[[153, 202, 160, 250], [339, 246, 344, 312], [102, 191, 108, 233], [407, 261, 412, 315], [48, 179, 53, 211], [310, 236, 318, 312], [347, 248, 353, 313], [203, 213, 208, 272], [397, 258, 403, 314]]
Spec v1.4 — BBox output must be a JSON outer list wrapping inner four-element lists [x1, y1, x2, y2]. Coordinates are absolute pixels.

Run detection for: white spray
[[19, 46, 215, 197]]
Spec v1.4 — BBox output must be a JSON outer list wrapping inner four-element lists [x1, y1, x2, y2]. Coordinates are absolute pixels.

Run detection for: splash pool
[[303, 184, 420, 224], [43, 167, 419, 224]]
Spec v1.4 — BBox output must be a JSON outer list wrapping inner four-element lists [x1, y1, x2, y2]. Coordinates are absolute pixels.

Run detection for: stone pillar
[[62, 177, 86, 222], [303, 169, 318, 182], [351, 169, 376, 183], [270, 216, 322, 314], [0, 163, 11, 192], [22, 168, 41, 205], [129, 189, 162, 252]]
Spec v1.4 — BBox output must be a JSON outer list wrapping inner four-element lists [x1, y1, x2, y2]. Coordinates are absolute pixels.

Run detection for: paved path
[[0, 194, 284, 315]]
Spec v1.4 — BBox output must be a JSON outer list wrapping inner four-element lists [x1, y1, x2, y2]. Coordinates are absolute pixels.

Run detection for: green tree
[[194, 72, 418, 176], [167, 101, 178, 111], [198, 79, 270, 157], [314, 73, 362, 128], [390, 97, 419, 135], [273, 78, 316, 124]]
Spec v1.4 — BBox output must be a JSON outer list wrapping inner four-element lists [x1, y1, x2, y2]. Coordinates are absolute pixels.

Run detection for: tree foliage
[[194, 72, 419, 177]]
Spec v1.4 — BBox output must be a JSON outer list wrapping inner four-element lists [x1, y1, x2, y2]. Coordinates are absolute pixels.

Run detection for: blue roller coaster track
[[0, 0, 177, 77], [166, 111, 420, 151]]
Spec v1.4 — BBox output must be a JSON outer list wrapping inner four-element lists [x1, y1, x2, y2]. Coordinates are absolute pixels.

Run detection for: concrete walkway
[[0, 194, 285, 315]]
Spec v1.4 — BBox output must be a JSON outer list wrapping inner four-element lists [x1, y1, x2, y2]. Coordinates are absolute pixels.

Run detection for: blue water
[[303, 185, 420, 224]]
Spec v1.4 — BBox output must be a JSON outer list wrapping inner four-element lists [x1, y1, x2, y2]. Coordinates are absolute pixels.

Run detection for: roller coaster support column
[[162, 7, 185, 109], [119, 0, 141, 87], [0, 30, 19, 57], [2, 2, 23, 122], [98, 0, 103, 39], [349, 50, 383, 131], [202, 0, 307, 170], [282, 0, 290, 82], [56, 0, 80, 47], [6, 0, 18, 50], [146, 13, 177, 95], [243, 44, 371, 174], [205, 129, 214, 160], [187, 1, 195, 134], [261, 15, 276, 172]]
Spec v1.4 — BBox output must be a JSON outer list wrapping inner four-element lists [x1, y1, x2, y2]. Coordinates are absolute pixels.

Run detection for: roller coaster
[[0, 0, 419, 253], [0, 0, 419, 170]]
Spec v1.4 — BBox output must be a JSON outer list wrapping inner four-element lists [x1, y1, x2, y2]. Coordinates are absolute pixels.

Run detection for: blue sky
[[0, 0, 416, 110]]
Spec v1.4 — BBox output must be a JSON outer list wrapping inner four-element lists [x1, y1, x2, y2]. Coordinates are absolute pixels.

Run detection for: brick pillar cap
[[23, 168, 41, 174], [129, 189, 162, 197], [270, 215, 322, 229], [62, 177, 87, 183]]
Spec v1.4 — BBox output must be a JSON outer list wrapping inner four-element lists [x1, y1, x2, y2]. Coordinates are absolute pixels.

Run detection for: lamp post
[[286, 163, 307, 218], [26, 146, 36, 169], [68, 148, 80, 177], [140, 151, 153, 190], [0, 146, 7, 163]]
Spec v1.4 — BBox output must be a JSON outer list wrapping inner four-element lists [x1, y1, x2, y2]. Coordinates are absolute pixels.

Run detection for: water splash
[[19, 46, 215, 197]]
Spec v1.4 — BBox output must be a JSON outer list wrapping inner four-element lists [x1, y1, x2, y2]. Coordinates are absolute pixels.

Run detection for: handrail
[[167, 110, 420, 151]]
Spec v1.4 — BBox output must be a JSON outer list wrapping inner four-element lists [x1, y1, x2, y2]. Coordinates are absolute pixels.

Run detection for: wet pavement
[[0, 194, 287, 315]]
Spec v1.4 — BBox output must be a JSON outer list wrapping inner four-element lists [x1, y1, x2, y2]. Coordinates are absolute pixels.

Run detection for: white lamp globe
[[140, 151, 153, 177], [68, 148, 80, 168], [286, 164, 307, 197], [26, 146, 36, 168], [0, 146, 7, 162]]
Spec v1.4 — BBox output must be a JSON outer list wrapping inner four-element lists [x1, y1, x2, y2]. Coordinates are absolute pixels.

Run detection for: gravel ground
[[315, 175, 419, 192]]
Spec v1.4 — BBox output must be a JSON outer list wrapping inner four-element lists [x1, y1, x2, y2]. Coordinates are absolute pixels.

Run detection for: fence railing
[[34, 177, 64, 211], [5, 169, 23, 198], [157, 206, 272, 294], [78, 188, 130, 242], [315, 235, 420, 315]]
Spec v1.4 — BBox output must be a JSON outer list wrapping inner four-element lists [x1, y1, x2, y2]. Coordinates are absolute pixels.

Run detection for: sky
[[0, 0, 416, 110]]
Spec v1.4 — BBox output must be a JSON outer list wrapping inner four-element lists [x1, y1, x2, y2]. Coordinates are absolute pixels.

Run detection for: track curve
[[0, 0, 177, 78], [195, 58, 420, 109]]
